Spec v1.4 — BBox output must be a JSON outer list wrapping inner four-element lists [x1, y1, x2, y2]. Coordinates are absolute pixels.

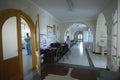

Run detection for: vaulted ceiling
[[31, 0, 110, 22]]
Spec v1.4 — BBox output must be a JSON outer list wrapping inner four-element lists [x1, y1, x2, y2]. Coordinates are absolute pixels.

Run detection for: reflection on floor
[[58, 42, 107, 68], [22, 49, 32, 75], [58, 42, 89, 66]]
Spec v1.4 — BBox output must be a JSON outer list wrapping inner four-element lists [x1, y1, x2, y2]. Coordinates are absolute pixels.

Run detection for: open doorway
[[21, 18, 32, 75], [78, 31, 83, 42], [74, 31, 83, 45]]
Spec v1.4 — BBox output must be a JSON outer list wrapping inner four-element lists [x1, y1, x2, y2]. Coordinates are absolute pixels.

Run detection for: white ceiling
[[31, 0, 110, 22]]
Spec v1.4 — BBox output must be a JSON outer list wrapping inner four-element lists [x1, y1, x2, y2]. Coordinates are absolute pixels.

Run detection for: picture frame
[[47, 26, 53, 38]]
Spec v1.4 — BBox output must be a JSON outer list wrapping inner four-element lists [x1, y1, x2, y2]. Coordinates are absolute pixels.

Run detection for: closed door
[[0, 16, 22, 80]]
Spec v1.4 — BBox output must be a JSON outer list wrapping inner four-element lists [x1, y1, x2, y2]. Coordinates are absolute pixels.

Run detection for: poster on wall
[[40, 34, 47, 49]]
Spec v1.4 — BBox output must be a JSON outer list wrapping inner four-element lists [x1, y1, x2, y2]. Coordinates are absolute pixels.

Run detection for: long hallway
[[58, 42, 107, 69]]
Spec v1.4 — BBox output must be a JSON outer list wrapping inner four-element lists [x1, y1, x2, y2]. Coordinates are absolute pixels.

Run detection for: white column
[[117, 0, 120, 66]]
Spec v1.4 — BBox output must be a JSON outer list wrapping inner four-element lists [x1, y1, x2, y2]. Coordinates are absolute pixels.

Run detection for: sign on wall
[[40, 34, 47, 49]]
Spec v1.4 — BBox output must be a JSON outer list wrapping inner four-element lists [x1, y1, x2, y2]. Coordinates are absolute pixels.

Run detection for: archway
[[64, 23, 93, 46], [59, 23, 94, 66], [95, 13, 107, 68], [95, 13, 107, 54]]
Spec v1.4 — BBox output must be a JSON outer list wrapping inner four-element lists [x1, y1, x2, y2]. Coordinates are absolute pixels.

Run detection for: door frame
[[35, 14, 41, 74], [0, 9, 36, 79]]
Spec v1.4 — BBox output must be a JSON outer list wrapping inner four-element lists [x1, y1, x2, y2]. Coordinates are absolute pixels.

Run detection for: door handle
[[17, 49, 22, 52]]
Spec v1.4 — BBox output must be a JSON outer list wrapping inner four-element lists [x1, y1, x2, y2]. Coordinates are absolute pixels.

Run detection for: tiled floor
[[89, 51, 107, 68], [58, 42, 107, 68]]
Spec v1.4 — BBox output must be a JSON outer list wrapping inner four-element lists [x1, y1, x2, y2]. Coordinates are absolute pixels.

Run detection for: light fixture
[[66, 0, 74, 11]]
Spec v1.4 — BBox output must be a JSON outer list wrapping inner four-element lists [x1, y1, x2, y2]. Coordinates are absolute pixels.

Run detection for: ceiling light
[[66, 0, 74, 11]]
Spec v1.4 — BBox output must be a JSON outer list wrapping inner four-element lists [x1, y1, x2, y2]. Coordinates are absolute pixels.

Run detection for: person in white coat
[[66, 36, 70, 49]]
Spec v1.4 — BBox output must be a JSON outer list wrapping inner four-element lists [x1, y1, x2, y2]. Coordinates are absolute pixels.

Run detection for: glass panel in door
[[2, 17, 18, 60]]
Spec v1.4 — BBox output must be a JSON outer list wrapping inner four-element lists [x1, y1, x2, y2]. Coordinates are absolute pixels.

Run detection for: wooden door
[[0, 9, 35, 80], [0, 15, 22, 80]]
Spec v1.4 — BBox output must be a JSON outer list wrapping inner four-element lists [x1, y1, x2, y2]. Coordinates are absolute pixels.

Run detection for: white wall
[[39, 11, 60, 47], [88, 28, 93, 43], [83, 31, 88, 42], [0, 0, 60, 47]]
